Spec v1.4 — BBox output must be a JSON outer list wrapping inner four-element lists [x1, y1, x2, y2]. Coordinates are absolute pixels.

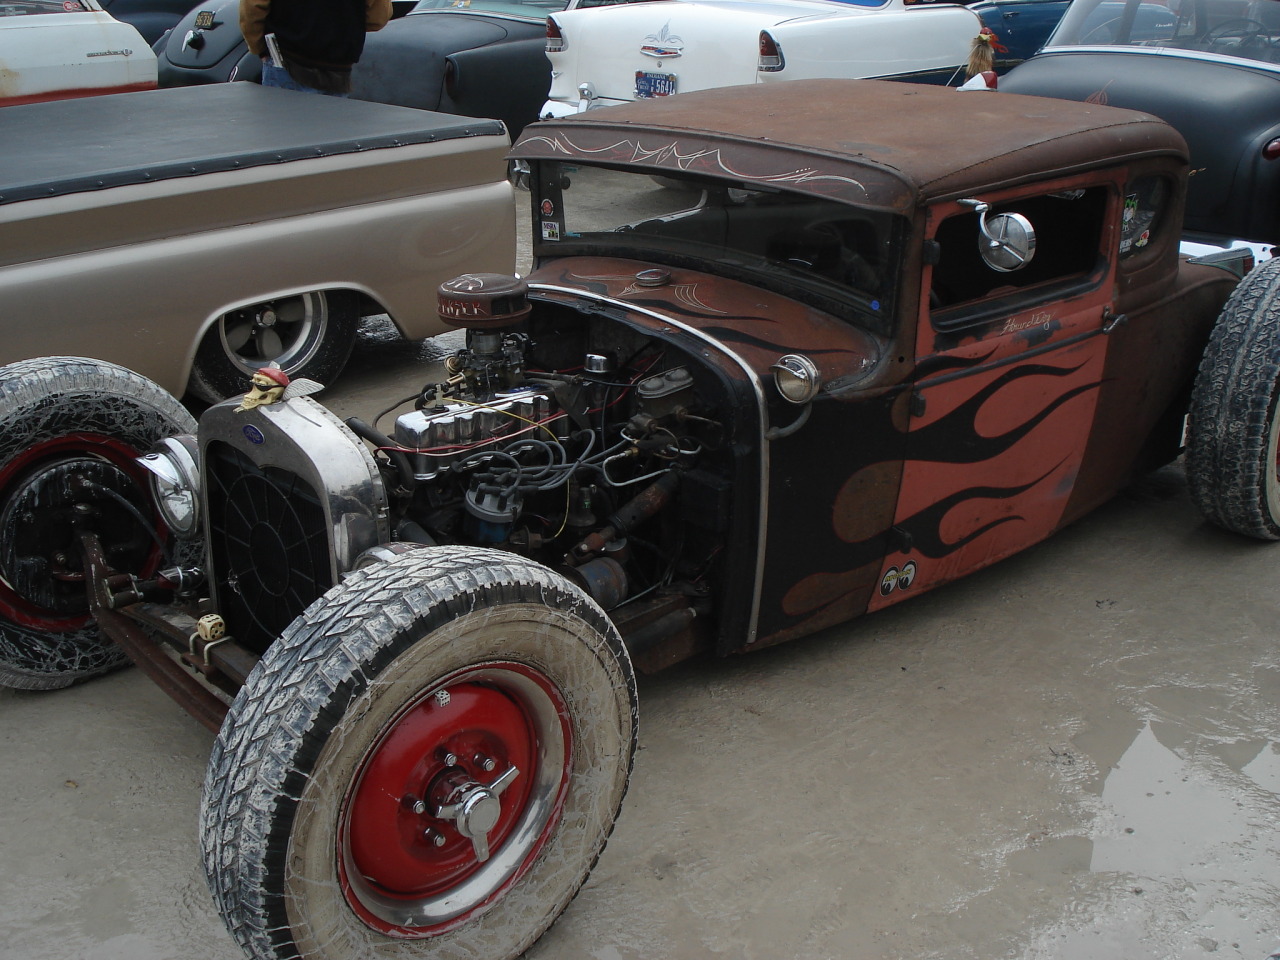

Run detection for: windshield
[[533, 164, 903, 336], [1046, 0, 1280, 63]]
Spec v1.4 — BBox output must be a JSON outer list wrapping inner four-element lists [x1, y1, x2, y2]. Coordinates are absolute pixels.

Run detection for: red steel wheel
[[0, 432, 159, 633], [0, 357, 196, 690], [340, 664, 572, 935], [202, 548, 638, 960]]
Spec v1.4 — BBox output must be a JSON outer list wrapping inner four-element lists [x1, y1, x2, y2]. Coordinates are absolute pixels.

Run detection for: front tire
[[0, 357, 196, 689], [1186, 257, 1280, 538], [187, 290, 359, 403], [201, 548, 638, 960]]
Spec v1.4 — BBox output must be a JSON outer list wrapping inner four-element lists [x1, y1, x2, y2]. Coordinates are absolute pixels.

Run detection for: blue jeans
[[260, 61, 348, 97]]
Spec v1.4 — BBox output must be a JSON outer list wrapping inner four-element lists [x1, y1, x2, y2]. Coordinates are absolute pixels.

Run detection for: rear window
[[1047, 0, 1280, 66], [1120, 175, 1171, 260]]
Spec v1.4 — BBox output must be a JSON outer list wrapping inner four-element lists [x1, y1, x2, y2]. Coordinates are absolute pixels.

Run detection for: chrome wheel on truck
[[188, 290, 359, 403]]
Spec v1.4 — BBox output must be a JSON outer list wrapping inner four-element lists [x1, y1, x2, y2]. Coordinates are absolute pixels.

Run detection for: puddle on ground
[[1016, 716, 1280, 960], [1091, 721, 1271, 877]]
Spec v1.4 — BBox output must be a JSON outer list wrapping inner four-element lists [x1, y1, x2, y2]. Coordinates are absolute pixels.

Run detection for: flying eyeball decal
[[880, 560, 918, 597]]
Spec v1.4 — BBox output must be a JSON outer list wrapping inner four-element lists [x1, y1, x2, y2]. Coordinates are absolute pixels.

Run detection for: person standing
[[240, 0, 392, 96]]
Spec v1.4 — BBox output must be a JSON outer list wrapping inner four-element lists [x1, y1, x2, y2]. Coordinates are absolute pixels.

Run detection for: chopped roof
[[513, 79, 1188, 213]]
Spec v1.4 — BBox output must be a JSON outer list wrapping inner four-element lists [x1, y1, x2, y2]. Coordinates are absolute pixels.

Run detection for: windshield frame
[[529, 162, 908, 339]]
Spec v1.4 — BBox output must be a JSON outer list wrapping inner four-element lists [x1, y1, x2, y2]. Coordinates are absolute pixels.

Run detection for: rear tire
[[201, 547, 637, 960], [0, 357, 196, 689], [187, 290, 358, 403], [1186, 258, 1280, 538]]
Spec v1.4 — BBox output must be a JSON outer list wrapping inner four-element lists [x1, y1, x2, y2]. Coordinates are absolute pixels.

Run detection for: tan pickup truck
[[0, 82, 514, 401]]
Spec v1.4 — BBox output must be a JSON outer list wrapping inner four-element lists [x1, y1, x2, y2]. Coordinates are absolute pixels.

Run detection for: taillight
[[546, 17, 566, 53], [758, 31, 784, 72], [1264, 137, 1280, 161]]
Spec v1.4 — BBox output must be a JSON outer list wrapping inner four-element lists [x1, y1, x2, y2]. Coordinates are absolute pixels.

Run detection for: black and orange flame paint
[[766, 258, 1117, 644], [528, 248, 1236, 656], [875, 344, 1105, 606]]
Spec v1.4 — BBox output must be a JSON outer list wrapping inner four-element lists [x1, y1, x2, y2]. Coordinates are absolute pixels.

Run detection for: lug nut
[[475, 755, 496, 772], [423, 829, 446, 847]]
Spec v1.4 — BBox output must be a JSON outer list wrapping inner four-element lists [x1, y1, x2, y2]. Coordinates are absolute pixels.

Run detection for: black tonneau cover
[[0, 83, 507, 206]]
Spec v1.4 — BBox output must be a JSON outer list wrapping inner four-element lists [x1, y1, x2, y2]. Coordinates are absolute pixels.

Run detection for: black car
[[1002, 0, 1280, 247], [155, 0, 641, 136], [100, 0, 197, 45], [152, 0, 419, 89]]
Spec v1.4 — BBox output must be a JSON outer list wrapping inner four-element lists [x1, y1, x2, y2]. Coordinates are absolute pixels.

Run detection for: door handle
[[1102, 310, 1128, 334]]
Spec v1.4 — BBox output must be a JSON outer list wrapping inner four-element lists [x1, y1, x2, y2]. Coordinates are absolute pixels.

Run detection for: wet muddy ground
[[1, 314, 1278, 960]]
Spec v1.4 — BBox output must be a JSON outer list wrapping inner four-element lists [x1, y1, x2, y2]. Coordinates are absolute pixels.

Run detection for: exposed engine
[[344, 276, 734, 654]]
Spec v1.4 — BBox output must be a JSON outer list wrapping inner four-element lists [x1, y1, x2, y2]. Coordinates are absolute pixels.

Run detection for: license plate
[[194, 9, 215, 27], [635, 71, 677, 99]]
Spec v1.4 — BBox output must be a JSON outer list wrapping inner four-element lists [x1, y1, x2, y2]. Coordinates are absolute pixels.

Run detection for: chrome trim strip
[[1042, 45, 1280, 75], [531, 283, 769, 645], [413, 9, 540, 25]]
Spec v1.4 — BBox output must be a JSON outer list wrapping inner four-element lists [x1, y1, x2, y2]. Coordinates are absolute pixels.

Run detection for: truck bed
[[0, 83, 507, 206], [0, 84, 512, 270]]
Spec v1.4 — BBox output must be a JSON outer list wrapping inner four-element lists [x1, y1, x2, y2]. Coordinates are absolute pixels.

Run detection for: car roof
[[512, 79, 1188, 213]]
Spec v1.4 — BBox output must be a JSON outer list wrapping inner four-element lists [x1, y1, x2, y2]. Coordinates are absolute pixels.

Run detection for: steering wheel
[[1204, 17, 1273, 48]]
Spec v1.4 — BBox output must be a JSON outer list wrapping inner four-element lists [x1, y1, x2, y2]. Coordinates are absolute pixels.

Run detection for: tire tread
[[1186, 258, 1280, 539], [201, 548, 637, 960]]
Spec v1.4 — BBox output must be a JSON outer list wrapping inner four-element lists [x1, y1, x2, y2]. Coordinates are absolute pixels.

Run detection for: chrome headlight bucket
[[771, 354, 821, 405], [138, 435, 201, 540]]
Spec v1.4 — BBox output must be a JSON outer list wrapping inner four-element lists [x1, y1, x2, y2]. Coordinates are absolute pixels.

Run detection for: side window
[[1120, 175, 1170, 260], [930, 186, 1108, 328]]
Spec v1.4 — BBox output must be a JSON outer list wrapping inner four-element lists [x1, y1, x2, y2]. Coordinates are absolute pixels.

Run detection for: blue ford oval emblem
[[243, 425, 265, 445]]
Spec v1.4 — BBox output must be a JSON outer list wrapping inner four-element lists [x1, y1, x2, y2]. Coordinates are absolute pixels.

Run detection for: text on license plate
[[635, 72, 677, 99]]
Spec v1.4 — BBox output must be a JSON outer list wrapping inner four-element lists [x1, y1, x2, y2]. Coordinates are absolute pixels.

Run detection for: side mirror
[[960, 199, 1036, 272]]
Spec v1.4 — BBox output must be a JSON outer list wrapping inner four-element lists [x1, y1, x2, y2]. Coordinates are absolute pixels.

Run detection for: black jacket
[[268, 0, 368, 69]]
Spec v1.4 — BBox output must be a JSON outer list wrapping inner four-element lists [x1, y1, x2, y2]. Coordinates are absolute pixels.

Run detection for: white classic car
[[542, 0, 983, 117], [0, 0, 156, 106]]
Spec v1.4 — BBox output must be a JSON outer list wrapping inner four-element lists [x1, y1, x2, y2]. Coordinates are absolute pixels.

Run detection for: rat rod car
[[1, 80, 1275, 960]]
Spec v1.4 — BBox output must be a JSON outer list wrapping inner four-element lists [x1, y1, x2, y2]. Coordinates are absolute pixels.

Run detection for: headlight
[[770, 354, 821, 405], [137, 436, 201, 540]]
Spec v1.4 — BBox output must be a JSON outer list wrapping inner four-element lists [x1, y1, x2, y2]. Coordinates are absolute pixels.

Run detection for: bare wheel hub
[[433, 765, 520, 862]]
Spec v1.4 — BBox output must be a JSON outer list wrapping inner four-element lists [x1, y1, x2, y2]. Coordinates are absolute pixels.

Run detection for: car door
[[870, 175, 1121, 611]]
